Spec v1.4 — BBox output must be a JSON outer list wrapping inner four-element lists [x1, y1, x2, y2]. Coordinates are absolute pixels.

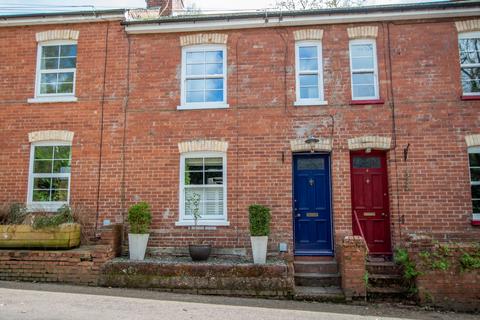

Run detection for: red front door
[[350, 150, 392, 254]]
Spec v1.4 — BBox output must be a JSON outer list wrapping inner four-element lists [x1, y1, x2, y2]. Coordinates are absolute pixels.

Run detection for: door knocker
[[309, 178, 315, 186]]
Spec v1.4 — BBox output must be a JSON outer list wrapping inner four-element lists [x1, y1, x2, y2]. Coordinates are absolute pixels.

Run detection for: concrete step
[[294, 260, 338, 274], [368, 274, 404, 287], [367, 285, 415, 303], [294, 272, 341, 287], [294, 286, 345, 302], [366, 261, 402, 275], [367, 286, 408, 294]]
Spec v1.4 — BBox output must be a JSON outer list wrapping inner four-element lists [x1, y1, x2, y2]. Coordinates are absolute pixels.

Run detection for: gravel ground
[[0, 281, 478, 320], [109, 256, 287, 265]]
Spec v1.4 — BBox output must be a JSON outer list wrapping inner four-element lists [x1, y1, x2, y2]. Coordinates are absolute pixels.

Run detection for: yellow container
[[0, 223, 81, 249]]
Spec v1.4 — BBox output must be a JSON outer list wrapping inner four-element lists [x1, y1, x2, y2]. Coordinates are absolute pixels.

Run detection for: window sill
[[28, 96, 78, 104], [472, 214, 480, 226], [294, 100, 328, 106], [350, 99, 384, 105], [177, 104, 229, 110], [461, 95, 480, 101], [175, 220, 230, 227], [27, 202, 67, 212]]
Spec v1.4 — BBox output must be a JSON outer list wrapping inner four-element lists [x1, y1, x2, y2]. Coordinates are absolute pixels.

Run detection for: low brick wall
[[340, 235, 367, 300], [0, 224, 122, 286], [406, 235, 480, 312], [100, 257, 294, 297]]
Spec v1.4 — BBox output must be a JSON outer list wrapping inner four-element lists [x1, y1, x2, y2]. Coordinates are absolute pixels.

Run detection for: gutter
[[0, 10, 125, 27], [123, 1, 480, 34]]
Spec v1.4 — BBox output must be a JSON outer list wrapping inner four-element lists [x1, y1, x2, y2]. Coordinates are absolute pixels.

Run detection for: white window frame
[[349, 39, 379, 101], [177, 151, 229, 226], [458, 31, 480, 96], [178, 44, 228, 110], [29, 40, 78, 104], [27, 141, 72, 212], [294, 41, 327, 106], [468, 146, 480, 221]]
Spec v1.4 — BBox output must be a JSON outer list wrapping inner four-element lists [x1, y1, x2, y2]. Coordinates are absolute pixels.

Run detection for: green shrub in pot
[[249, 204, 271, 264], [127, 202, 152, 260]]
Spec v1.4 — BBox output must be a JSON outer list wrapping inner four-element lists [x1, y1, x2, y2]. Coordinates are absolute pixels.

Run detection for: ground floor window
[[177, 152, 228, 226], [468, 147, 480, 218], [27, 142, 71, 211]]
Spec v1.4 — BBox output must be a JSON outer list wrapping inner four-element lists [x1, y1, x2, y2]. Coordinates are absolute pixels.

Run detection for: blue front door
[[293, 153, 333, 256]]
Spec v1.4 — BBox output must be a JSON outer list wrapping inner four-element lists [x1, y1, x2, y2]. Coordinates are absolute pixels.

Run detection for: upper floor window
[[295, 41, 326, 106], [459, 32, 480, 96], [35, 41, 77, 98], [27, 142, 72, 212], [179, 45, 228, 110], [349, 39, 379, 101], [177, 152, 228, 226]]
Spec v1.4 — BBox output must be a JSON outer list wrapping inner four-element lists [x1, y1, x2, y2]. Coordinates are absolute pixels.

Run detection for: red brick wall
[[0, 21, 128, 234], [407, 235, 480, 311], [0, 16, 479, 257], [340, 236, 367, 299], [0, 225, 122, 285]]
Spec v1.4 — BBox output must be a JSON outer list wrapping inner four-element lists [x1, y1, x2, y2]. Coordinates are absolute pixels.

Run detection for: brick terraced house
[[0, 0, 480, 301]]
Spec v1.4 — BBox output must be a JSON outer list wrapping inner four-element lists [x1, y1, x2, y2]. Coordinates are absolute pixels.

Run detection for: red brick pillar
[[97, 224, 123, 257], [341, 235, 368, 300]]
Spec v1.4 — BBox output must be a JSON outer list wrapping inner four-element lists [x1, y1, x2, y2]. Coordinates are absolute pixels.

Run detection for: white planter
[[250, 236, 268, 264], [128, 233, 149, 260]]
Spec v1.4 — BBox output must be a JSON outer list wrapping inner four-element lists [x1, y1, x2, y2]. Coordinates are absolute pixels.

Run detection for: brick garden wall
[[0, 15, 479, 257], [0, 225, 122, 285], [407, 235, 480, 312]]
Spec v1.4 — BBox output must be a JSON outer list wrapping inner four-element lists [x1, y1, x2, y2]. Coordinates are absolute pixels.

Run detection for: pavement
[[0, 281, 478, 320]]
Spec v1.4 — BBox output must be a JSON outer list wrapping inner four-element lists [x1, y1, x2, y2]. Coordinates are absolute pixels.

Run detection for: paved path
[[0, 281, 477, 320]]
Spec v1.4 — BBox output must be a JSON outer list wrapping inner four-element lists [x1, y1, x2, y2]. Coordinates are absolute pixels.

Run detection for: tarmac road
[[0, 281, 477, 320]]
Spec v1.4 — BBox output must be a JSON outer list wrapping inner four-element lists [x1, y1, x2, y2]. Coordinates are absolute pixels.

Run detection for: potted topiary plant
[[186, 192, 211, 261], [127, 202, 152, 260], [249, 204, 271, 264]]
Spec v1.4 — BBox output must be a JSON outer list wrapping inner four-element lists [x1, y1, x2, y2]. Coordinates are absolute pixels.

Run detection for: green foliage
[[32, 205, 74, 229], [419, 244, 451, 271], [363, 271, 369, 287], [0, 203, 28, 225], [395, 248, 419, 297], [395, 248, 419, 280], [460, 250, 480, 271], [248, 204, 271, 236], [127, 202, 152, 234]]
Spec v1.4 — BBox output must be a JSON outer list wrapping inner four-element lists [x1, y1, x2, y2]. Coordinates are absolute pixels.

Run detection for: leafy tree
[[275, 0, 366, 10]]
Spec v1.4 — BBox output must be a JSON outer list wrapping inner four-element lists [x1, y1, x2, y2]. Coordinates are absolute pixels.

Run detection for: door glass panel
[[297, 158, 324, 170], [353, 156, 381, 169]]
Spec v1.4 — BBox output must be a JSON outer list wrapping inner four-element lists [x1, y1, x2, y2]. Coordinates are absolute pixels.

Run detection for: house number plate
[[306, 212, 319, 217]]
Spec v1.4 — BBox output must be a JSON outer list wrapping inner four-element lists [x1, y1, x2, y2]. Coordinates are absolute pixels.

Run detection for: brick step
[[294, 261, 338, 274], [368, 274, 404, 287], [366, 262, 402, 275], [294, 286, 345, 302], [294, 273, 341, 287]]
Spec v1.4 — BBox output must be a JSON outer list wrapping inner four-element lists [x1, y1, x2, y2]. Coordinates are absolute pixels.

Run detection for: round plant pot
[[188, 244, 211, 261], [128, 233, 149, 260], [250, 236, 268, 264]]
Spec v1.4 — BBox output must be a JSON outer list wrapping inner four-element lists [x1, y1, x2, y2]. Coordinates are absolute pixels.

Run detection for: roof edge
[[0, 9, 125, 27]]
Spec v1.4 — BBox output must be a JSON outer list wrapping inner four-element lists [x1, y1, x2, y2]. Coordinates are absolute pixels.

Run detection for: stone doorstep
[[294, 272, 341, 287], [294, 286, 345, 302], [293, 260, 339, 274]]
